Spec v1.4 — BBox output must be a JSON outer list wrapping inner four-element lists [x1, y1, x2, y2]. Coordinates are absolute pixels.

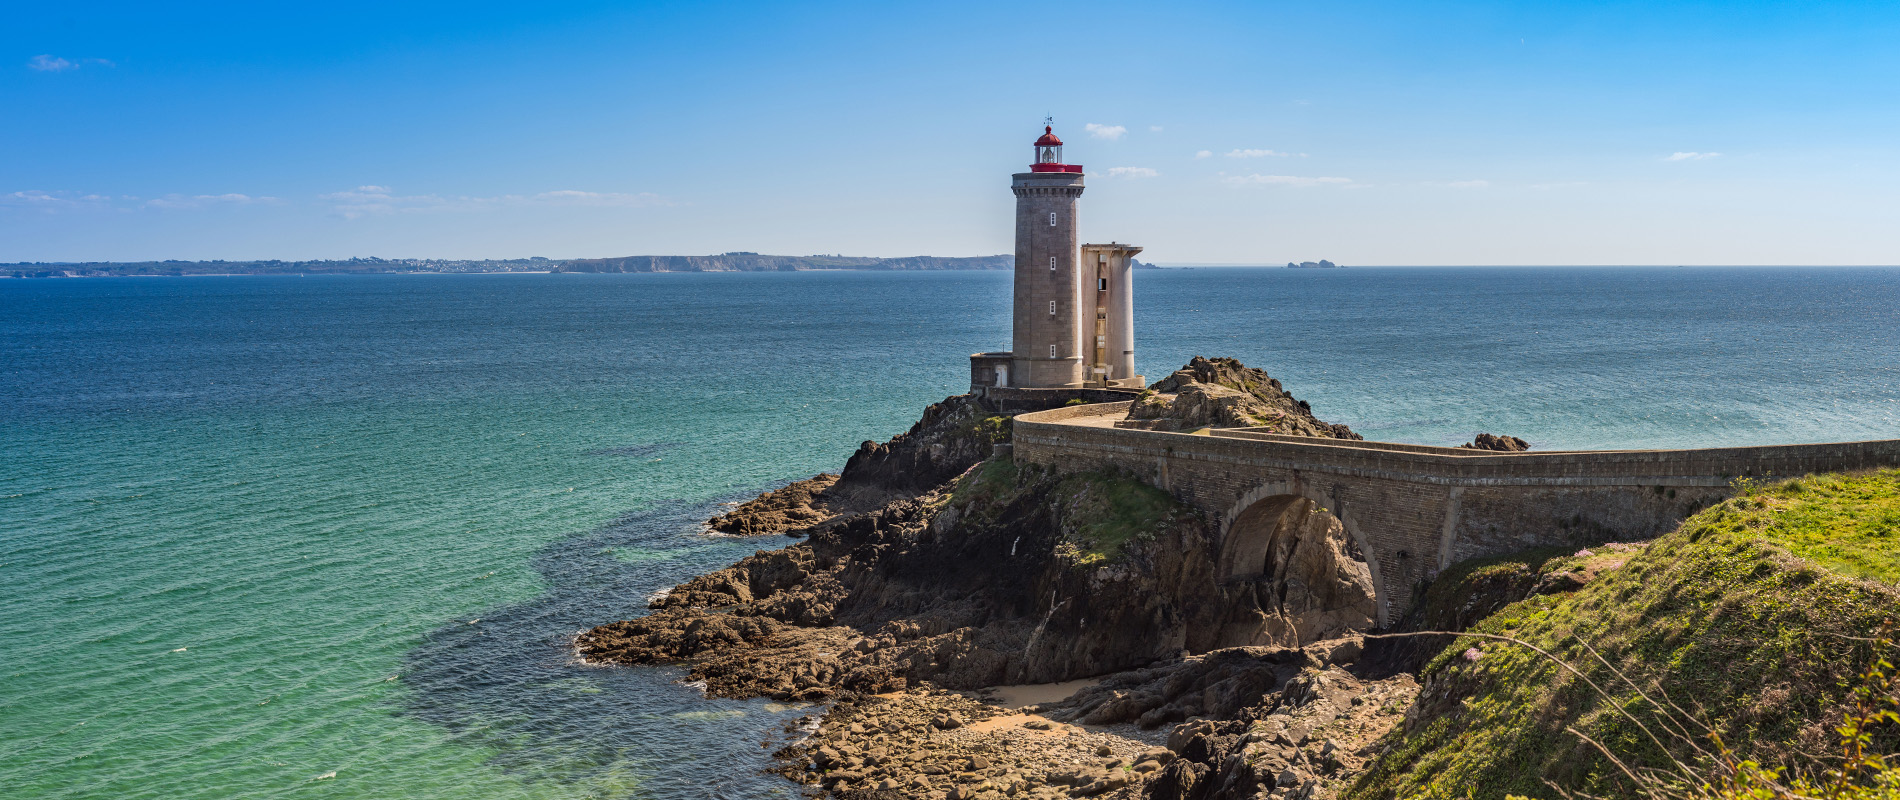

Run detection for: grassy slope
[[1350, 469, 1900, 800], [948, 458, 1184, 566]]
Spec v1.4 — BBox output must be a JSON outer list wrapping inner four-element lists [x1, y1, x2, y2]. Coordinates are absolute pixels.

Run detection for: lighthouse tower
[[969, 124, 1142, 392], [1009, 127, 1088, 388]]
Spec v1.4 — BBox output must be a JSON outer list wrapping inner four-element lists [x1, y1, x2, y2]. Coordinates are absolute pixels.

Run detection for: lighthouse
[[970, 125, 1143, 391], [1010, 127, 1089, 388]]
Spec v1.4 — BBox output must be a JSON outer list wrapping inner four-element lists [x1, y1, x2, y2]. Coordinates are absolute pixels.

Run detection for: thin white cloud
[[5, 189, 284, 214], [320, 186, 668, 219], [1225, 149, 1296, 159], [144, 193, 279, 209], [1222, 174, 1352, 188], [1101, 167, 1158, 179], [1084, 123, 1126, 141], [1447, 180, 1490, 189], [28, 55, 114, 72], [1149, 126, 1164, 132], [1, 190, 113, 209], [320, 187, 450, 218], [1665, 152, 1720, 161], [1195, 150, 1213, 159], [529, 189, 667, 207]]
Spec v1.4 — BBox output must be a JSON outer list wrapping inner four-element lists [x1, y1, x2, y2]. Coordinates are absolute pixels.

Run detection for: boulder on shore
[[1459, 433, 1530, 452]]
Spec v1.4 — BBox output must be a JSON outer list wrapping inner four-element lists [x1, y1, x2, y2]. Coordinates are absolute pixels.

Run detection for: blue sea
[[4, 267, 1899, 799]]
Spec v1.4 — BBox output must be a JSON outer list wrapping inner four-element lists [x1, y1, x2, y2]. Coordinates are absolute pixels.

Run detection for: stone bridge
[[1012, 401, 1900, 624]]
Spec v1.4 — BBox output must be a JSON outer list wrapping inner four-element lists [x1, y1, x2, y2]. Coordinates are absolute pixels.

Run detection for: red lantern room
[[1030, 126, 1084, 173]]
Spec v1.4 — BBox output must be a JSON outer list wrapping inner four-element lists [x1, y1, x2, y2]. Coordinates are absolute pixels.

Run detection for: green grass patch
[[1735, 470, 1900, 583], [949, 455, 1022, 510], [1051, 471, 1180, 566], [960, 414, 1012, 444], [1352, 469, 1900, 800], [947, 457, 1188, 568]]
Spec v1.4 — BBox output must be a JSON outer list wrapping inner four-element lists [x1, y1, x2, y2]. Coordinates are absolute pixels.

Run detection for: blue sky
[[5, 1, 1899, 264]]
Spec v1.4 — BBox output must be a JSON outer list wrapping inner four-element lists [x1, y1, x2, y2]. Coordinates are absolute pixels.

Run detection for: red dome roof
[[1034, 126, 1063, 147]]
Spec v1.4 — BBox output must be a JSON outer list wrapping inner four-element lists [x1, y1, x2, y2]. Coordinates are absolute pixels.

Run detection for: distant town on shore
[[3, 252, 1164, 278]]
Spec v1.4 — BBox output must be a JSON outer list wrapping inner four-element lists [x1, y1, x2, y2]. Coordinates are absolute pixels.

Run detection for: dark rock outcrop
[[707, 473, 840, 535], [1143, 665, 1418, 800], [827, 395, 1013, 509], [580, 358, 1404, 798], [582, 452, 1381, 703], [1214, 496, 1378, 648], [1128, 357, 1360, 439], [1459, 433, 1530, 452], [1037, 647, 1312, 729]]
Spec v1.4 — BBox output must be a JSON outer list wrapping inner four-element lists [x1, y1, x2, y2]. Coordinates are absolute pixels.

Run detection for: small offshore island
[[578, 128, 1900, 800]]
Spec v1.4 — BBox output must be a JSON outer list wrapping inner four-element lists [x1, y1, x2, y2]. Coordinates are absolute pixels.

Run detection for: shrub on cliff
[[1351, 469, 1900, 800]]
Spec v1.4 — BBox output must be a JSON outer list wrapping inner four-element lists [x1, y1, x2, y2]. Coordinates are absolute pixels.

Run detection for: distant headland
[[1287, 259, 1343, 268], [3, 252, 1159, 278]]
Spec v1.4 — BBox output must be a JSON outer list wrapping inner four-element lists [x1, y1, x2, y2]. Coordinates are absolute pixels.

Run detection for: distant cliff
[[552, 253, 1011, 273], [6, 253, 1162, 277]]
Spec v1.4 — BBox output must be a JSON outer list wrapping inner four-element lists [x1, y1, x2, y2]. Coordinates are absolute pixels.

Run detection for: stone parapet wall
[[1014, 403, 1900, 622], [1034, 409, 1900, 486]]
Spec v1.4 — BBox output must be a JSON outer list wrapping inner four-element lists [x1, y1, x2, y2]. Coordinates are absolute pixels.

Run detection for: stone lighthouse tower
[[1009, 127, 1088, 388], [969, 124, 1142, 392]]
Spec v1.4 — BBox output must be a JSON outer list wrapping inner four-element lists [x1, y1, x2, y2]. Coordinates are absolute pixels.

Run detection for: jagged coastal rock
[[579, 358, 1418, 797], [707, 473, 840, 535], [1127, 357, 1362, 439], [577, 355, 1878, 800], [1457, 433, 1529, 452]]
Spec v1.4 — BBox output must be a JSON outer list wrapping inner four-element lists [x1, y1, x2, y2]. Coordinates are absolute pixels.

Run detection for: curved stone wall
[[1013, 401, 1900, 622]]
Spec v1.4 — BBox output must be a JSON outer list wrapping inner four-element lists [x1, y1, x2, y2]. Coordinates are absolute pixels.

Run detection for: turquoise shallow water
[[4, 267, 1899, 799]]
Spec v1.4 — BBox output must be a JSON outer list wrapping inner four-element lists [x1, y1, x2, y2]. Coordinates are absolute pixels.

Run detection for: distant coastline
[[3, 252, 1161, 278]]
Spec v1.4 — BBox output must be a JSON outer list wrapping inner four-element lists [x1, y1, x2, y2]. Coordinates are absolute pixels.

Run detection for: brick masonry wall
[[1015, 402, 1900, 622]]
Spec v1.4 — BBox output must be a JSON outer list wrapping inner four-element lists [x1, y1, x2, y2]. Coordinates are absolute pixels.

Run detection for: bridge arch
[[1219, 482, 1388, 627]]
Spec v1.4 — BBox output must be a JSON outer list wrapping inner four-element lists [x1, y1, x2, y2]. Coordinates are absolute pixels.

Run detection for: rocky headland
[[578, 358, 1899, 799]]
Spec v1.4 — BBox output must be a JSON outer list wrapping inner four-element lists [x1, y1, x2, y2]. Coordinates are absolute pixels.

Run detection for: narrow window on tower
[[1050, 256, 1056, 271], [1049, 212, 1056, 227], [1098, 277, 1107, 291], [1050, 300, 1056, 315]]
